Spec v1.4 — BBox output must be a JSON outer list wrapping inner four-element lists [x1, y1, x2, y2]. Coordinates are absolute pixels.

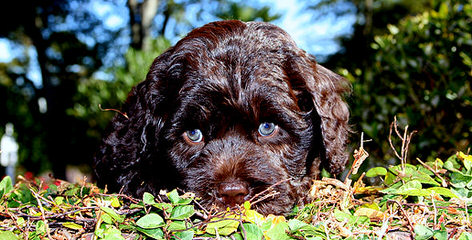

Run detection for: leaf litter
[[1, 121, 472, 239]]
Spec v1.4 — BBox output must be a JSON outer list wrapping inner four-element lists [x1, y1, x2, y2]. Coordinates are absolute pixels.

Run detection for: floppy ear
[[308, 61, 351, 175], [94, 49, 180, 196]]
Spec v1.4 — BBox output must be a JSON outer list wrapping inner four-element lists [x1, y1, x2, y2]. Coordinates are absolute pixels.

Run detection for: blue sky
[[0, 0, 356, 86]]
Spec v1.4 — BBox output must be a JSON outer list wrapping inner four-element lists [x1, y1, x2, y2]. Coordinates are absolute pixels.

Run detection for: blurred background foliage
[[0, 0, 470, 180]]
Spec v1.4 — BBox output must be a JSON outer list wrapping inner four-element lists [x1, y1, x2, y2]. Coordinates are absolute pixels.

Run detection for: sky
[[0, 0, 356, 86]]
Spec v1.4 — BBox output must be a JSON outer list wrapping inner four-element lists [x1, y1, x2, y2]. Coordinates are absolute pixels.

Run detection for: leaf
[[0, 176, 13, 197], [103, 227, 125, 240], [450, 172, 472, 185], [206, 218, 240, 236], [366, 167, 387, 177], [414, 225, 434, 240], [427, 187, 458, 198], [137, 227, 164, 240], [136, 213, 165, 229], [444, 155, 461, 172], [100, 207, 125, 223], [110, 196, 121, 208], [412, 172, 440, 187], [54, 196, 64, 205], [287, 219, 309, 231], [242, 223, 263, 240], [458, 152, 472, 172], [167, 189, 180, 205], [167, 221, 186, 231], [395, 180, 422, 194], [173, 230, 194, 240], [354, 208, 385, 220], [243, 209, 266, 226], [143, 192, 156, 205], [334, 209, 354, 223], [153, 202, 173, 211], [265, 222, 291, 240], [0, 231, 19, 240], [458, 232, 472, 240], [62, 222, 83, 230], [170, 205, 194, 220], [36, 220, 47, 235]]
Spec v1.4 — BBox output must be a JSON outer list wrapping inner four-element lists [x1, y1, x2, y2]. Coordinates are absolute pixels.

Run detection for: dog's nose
[[217, 182, 249, 206]]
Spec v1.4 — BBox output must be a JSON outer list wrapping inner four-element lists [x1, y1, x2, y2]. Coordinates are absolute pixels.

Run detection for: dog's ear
[[94, 49, 180, 195], [306, 59, 351, 176]]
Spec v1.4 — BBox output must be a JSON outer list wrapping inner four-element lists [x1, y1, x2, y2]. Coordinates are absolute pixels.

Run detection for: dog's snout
[[217, 182, 249, 206]]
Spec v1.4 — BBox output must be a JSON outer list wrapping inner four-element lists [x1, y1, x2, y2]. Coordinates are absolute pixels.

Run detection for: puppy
[[94, 20, 350, 215]]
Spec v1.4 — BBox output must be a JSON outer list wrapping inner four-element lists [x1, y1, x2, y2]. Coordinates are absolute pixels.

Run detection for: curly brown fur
[[94, 20, 350, 215]]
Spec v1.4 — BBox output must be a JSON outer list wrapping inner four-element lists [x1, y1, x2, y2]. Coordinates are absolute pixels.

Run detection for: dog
[[94, 20, 350, 215]]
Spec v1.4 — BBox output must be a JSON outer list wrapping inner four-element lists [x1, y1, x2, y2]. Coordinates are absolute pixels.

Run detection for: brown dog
[[94, 20, 350, 215]]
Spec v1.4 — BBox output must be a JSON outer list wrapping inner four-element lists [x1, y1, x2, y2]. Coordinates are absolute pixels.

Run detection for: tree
[[323, 0, 472, 166], [0, 0, 281, 178]]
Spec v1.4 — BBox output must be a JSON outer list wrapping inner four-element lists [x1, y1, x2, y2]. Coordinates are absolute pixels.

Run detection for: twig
[[388, 200, 415, 238], [31, 189, 53, 239], [98, 104, 129, 119], [248, 178, 290, 203], [416, 158, 447, 187], [388, 116, 417, 174]]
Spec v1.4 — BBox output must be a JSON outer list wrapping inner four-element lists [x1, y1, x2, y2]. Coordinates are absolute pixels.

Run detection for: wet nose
[[217, 182, 249, 206]]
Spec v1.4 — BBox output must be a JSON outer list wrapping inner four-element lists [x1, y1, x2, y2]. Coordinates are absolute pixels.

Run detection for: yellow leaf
[[354, 208, 385, 221], [458, 152, 472, 161], [266, 215, 286, 225], [243, 209, 265, 226]]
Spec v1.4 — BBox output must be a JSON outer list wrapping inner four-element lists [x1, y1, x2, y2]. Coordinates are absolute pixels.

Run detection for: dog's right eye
[[258, 122, 277, 137], [183, 129, 204, 144]]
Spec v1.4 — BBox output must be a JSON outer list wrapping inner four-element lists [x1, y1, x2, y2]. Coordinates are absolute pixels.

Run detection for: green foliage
[[2, 151, 472, 239], [344, 0, 472, 164], [68, 37, 171, 139]]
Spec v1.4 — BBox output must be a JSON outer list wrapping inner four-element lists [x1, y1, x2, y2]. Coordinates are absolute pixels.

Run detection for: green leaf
[[206, 219, 240, 236], [384, 171, 397, 186], [170, 205, 194, 220], [444, 155, 461, 172], [458, 232, 472, 240], [433, 230, 448, 240], [414, 225, 434, 240], [143, 192, 156, 205], [166, 189, 193, 205], [0, 176, 13, 197], [412, 172, 440, 186], [167, 221, 187, 231], [427, 187, 458, 198], [366, 167, 387, 177], [173, 230, 194, 240], [265, 222, 291, 240], [153, 202, 173, 211], [287, 219, 309, 231], [242, 223, 263, 240], [137, 227, 164, 239], [54, 196, 64, 205], [100, 207, 125, 223], [395, 180, 422, 194], [136, 213, 165, 229], [334, 209, 354, 223], [103, 227, 125, 240], [62, 222, 83, 230], [167, 189, 180, 205], [450, 172, 472, 184], [35, 220, 47, 236], [0, 231, 19, 240]]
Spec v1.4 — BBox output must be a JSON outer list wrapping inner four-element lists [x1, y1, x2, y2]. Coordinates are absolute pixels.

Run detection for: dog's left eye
[[258, 122, 277, 137], [184, 129, 204, 143]]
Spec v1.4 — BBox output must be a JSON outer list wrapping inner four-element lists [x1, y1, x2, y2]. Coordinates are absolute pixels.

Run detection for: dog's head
[[95, 20, 350, 215]]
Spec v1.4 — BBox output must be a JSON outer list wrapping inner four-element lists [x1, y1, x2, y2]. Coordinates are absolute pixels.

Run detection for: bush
[[347, 0, 472, 165]]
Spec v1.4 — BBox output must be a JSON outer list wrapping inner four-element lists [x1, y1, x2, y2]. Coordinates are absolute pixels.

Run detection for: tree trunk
[[127, 0, 160, 50]]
